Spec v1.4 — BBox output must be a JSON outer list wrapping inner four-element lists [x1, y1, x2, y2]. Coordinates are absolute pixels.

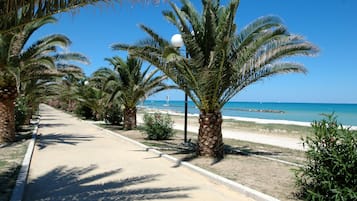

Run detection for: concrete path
[[24, 105, 254, 201]]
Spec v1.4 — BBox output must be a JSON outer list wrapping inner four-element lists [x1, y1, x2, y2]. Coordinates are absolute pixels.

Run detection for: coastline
[[137, 108, 306, 150], [138, 106, 357, 130]]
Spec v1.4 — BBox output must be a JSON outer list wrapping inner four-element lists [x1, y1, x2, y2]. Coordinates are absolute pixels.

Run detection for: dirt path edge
[[10, 119, 39, 201]]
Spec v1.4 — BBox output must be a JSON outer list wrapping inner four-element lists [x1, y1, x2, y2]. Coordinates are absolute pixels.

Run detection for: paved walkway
[[24, 105, 254, 201]]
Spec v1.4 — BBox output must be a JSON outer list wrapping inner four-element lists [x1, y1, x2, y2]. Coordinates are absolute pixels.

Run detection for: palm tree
[[19, 34, 89, 122], [0, 17, 56, 142], [113, 0, 319, 158], [56, 65, 86, 111], [75, 80, 108, 120], [92, 56, 172, 130], [0, 16, 88, 142]]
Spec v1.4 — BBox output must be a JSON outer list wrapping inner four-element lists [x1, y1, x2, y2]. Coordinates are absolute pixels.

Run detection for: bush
[[295, 114, 357, 201], [15, 97, 28, 130], [104, 104, 123, 125], [74, 104, 95, 120], [142, 113, 175, 140]]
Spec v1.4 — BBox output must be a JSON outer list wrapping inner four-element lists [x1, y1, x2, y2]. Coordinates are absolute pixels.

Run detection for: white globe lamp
[[171, 34, 183, 48]]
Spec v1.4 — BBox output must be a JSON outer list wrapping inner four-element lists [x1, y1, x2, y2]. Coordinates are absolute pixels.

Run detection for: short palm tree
[[75, 80, 108, 120], [92, 56, 172, 130], [57, 68, 86, 111], [113, 0, 319, 158]]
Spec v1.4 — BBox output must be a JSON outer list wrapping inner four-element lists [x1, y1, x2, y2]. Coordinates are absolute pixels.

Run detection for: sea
[[141, 100, 357, 126]]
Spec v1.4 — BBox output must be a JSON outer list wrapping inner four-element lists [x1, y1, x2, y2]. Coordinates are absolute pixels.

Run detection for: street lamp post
[[171, 34, 188, 143]]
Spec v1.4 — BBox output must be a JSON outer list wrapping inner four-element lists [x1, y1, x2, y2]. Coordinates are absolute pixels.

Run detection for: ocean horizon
[[141, 100, 357, 126]]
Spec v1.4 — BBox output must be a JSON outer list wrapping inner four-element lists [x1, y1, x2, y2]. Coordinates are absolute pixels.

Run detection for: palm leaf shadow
[[224, 144, 282, 156], [36, 133, 94, 150], [152, 140, 282, 165], [25, 165, 195, 201]]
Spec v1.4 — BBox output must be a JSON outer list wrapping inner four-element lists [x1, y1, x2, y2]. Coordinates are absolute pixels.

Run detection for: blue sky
[[28, 0, 357, 103]]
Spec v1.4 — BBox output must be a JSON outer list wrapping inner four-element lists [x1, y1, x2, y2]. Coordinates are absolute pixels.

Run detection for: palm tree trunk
[[24, 106, 33, 125], [124, 107, 137, 130], [198, 111, 224, 159], [0, 88, 18, 143]]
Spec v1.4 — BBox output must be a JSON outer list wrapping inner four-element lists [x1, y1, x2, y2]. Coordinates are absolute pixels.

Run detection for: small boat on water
[[163, 95, 170, 106]]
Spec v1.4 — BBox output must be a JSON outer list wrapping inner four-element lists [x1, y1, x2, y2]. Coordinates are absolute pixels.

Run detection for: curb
[[86, 121, 280, 201], [10, 119, 40, 201]]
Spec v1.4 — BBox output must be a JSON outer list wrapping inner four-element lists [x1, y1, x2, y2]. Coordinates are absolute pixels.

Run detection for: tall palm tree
[[92, 56, 172, 130], [113, 0, 319, 158], [0, 16, 87, 142], [0, 17, 56, 142]]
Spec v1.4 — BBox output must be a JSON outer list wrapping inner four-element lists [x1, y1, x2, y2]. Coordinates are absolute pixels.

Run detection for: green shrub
[[15, 97, 28, 130], [104, 104, 123, 125], [295, 114, 357, 201], [74, 104, 95, 120], [142, 113, 175, 140]]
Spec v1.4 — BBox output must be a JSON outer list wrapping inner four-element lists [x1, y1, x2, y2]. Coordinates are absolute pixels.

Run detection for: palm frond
[[53, 52, 90, 64], [138, 24, 169, 49], [114, 0, 319, 112], [221, 62, 307, 105], [0, 0, 113, 34], [91, 55, 171, 109]]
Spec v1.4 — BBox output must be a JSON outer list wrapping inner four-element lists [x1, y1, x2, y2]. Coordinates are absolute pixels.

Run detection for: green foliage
[[295, 114, 357, 201], [142, 113, 175, 140], [91, 56, 170, 110], [74, 104, 95, 120], [14, 97, 28, 130], [104, 104, 123, 125], [1, 0, 109, 34], [113, 0, 318, 113], [75, 83, 106, 120]]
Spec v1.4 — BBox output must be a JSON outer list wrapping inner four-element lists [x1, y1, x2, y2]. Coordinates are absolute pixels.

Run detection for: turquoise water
[[142, 100, 357, 126]]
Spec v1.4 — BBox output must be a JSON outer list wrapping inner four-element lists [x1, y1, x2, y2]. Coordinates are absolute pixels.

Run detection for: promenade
[[24, 105, 254, 201]]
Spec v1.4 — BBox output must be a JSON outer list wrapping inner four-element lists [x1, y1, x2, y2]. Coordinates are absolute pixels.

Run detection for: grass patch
[[0, 160, 8, 168], [0, 126, 33, 201]]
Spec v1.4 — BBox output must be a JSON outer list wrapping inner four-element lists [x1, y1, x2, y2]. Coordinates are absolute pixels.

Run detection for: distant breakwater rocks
[[228, 108, 285, 114]]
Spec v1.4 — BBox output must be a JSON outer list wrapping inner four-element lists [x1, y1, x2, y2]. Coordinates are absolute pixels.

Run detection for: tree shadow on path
[[36, 133, 94, 150], [39, 123, 68, 128], [24, 165, 194, 201]]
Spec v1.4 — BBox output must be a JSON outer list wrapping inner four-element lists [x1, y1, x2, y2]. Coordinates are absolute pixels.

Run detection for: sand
[[137, 109, 307, 150]]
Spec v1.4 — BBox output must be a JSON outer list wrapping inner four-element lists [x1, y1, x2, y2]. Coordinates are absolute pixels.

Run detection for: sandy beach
[[137, 109, 308, 151], [139, 107, 357, 129], [136, 107, 355, 151]]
